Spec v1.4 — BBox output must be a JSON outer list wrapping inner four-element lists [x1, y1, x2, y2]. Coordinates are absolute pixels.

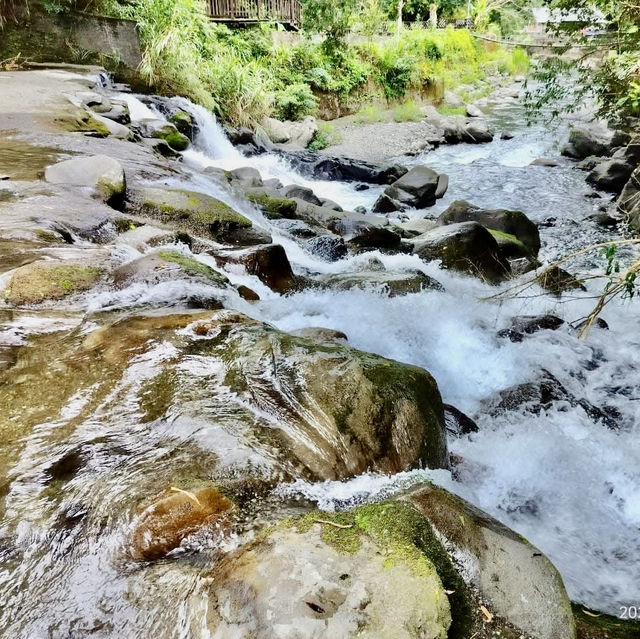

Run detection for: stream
[[1, 85, 639, 635]]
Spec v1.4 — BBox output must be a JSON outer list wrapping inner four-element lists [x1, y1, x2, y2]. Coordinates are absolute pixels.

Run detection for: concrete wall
[[0, 5, 142, 77]]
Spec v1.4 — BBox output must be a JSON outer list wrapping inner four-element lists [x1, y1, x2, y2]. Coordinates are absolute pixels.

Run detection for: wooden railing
[[206, 0, 301, 27]]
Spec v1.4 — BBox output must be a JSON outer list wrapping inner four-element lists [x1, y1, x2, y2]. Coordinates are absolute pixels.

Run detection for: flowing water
[[1, 89, 639, 635]]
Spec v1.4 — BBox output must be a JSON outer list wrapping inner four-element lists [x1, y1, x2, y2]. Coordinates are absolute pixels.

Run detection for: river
[[1, 85, 639, 634]]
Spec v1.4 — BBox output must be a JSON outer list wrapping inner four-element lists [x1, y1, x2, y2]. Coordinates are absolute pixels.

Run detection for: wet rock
[[208, 505, 452, 638], [412, 222, 511, 283], [282, 150, 408, 184], [282, 184, 322, 206], [100, 102, 130, 125], [372, 193, 406, 213], [270, 218, 316, 238], [246, 189, 298, 220], [4, 259, 104, 305], [230, 166, 262, 187], [328, 218, 402, 252], [462, 120, 494, 144], [45, 448, 86, 483], [537, 266, 585, 295], [113, 250, 229, 294], [405, 484, 576, 639], [618, 166, 640, 233], [142, 137, 180, 158], [93, 115, 133, 140], [236, 284, 260, 301], [530, 157, 559, 167], [586, 158, 637, 194], [128, 187, 270, 246], [488, 370, 618, 429], [587, 211, 619, 227], [322, 270, 444, 297], [435, 174, 449, 199], [500, 131, 514, 140], [169, 109, 193, 137], [498, 314, 565, 342], [45, 154, 126, 207], [438, 199, 540, 256], [306, 235, 347, 262], [383, 166, 441, 209], [561, 125, 630, 160], [290, 327, 348, 342], [139, 119, 190, 151], [443, 403, 479, 436], [319, 198, 343, 211], [398, 218, 437, 236], [212, 244, 298, 294], [130, 486, 233, 560], [115, 223, 176, 250]]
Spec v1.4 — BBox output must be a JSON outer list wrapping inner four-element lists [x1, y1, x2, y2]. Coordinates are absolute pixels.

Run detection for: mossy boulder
[[537, 265, 585, 295], [54, 108, 111, 137], [130, 187, 270, 246], [404, 483, 577, 639], [488, 229, 530, 258], [246, 190, 298, 220], [573, 604, 640, 639], [412, 221, 511, 283], [438, 200, 540, 257], [207, 502, 453, 638], [44, 154, 126, 207], [4, 260, 103, 305], [169, 109, 193, 137], [140, 120, 190, 151], [130, 485, 233, 560]]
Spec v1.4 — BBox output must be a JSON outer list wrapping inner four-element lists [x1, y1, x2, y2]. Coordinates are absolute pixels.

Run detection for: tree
[[301, 0, 360, 48], [526, 0, 640, 123]]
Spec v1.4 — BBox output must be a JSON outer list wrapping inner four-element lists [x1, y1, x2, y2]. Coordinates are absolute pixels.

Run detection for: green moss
[[54, 110, 110, 137], [157, 250, 228, 285], [161, 130, 190, 152], [34, 229, 64, 244], [246, 192, 298, 220], [5, 262, 102, 305], [290, 501, 474, 637], [437, 105, 466, 116], [573, 604, 640, 639], [488, 228, 526, 248], [137, 187, 252, 242], [169, 110, 193, 135]]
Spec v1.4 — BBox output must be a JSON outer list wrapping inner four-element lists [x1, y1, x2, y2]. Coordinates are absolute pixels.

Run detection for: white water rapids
[[139, 94, 640, 616]]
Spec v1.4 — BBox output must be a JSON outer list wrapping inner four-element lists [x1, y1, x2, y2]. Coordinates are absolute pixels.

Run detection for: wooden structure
[[206, 0, 301, 30]]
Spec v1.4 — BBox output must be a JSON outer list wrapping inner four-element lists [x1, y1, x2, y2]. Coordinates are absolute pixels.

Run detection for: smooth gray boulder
[[384, 166, 441, 208], [322, 269, 444, 297], [561, 124, 630, 160], [466, 103, 484, 118], [45, 154, 125, 206]]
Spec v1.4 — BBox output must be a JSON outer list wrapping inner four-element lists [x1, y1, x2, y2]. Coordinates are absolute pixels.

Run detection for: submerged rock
[[128, 187, 270, 246], [130, 485, 233, 560], [537, 266, 585, 295], [497, 314, 565, 342], [45, 154, 126, 207], [322, 270, 444, 297], [438, 199, 540, 256], [412, 222, 511, 283], [305, 234, 348, 262]]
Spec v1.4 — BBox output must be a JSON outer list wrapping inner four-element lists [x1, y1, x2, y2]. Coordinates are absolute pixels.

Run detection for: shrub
[[507, 48, 531, 75], [274, 83, 318, 120], [392, 100, 423, 122], [437, 105, 466, 116], [354, 104, 386, 124], [308, 122, 343, 150]]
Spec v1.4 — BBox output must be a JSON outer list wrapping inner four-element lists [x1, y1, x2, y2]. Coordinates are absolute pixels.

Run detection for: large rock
[[384, 166, 442, 209], [45, 154, 125, 207], [438, 199, 540, 256], [212, 244, 298, 294], [328, 218, 402, 252], [322, 270, 444, 297], [88, 311, 447, 480], [207, 504, 453, 638], [586, 158, 637, 194], [305, 235, 348, 262], [282, 151, 408, 185], [4, 259, 104, 305], [561, 124, 630, 160], [618, 166, 640, 232], [405, 484, 577, 639], [128, 187, 270, 246], [412, 222, 511, 282]]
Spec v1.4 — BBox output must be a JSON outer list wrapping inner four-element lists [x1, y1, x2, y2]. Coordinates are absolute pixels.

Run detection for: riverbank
[[1, 66, 640, 637]]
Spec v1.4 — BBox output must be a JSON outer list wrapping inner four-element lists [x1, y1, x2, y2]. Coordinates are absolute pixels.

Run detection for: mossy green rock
[[573, 604, 640, 639], [246, 191, 298, 220], [322, 269, 444, 297], [160, 130, 190, 152], [208, 502, 452, 638], [5, 260, 102, 305], [131, 187, 268, 246], [169, 109, 193, 136]]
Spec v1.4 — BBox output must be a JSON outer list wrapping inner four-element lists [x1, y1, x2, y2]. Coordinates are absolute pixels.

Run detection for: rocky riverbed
[[1, 66, 640, 638]]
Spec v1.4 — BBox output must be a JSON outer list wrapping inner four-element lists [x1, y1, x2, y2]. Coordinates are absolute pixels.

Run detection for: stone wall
[[0, 5, 142, 81]]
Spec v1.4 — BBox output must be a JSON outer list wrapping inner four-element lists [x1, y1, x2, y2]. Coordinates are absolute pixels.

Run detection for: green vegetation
[[392, 99, 423, 122], [437, 105, 466, 116], [354, 104, 386, 124], [308, 121, 343, 150], [157, 250, 229, 283], [246, 192, 298, 219]]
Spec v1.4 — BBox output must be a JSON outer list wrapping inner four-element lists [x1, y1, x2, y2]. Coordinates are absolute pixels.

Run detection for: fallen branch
[[314, 519, 353, 529]]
